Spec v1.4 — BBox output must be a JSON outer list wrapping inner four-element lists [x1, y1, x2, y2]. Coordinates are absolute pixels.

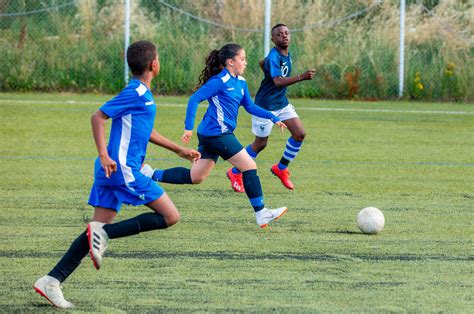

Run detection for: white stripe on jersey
[[136, 84, 147, 96], [119, 114, 135, 184], [221, 73, 230, 83], [211, 95, 228, 133]]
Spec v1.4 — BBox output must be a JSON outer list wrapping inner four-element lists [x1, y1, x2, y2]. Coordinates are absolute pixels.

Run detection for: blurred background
[[0, 0, 472, 101]]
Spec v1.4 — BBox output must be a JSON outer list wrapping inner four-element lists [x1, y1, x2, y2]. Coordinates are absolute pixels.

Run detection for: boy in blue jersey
[[227, 24, 315, 192], [142, 43, 289, 229], [33, 41, 200, 309]]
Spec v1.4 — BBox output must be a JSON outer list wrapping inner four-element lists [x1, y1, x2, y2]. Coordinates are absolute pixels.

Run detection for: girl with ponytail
[[143, 43, 289, 229], [196, 49, 221, 89]]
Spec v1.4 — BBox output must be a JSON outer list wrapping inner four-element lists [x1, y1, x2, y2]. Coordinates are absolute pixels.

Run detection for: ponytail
[[196, 43, 243, 89], [196, 49, 222, 90]]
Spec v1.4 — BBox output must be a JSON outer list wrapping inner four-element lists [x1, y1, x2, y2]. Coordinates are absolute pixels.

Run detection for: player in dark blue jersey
[[227, 24, 315, 192], [33, 41, 200, 309], [142, 43, 288, 229]]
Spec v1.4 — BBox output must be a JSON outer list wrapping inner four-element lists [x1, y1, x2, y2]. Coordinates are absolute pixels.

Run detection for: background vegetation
[[0, 0, 472, 101]]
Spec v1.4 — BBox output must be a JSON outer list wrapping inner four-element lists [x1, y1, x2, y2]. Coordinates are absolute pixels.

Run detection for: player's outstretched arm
[[149, 130, 200, 163], [273, 68, 316, 87], [91, 110, 117, 178]]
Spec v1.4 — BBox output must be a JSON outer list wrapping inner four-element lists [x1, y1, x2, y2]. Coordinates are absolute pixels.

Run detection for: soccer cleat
[[255, 207, 288, 228], [33, 275, 75, 309], [226, 168, 245, 193], [270, 164, 294, 190], [140, 163, 154, 178], [87, 221, 109, 270]]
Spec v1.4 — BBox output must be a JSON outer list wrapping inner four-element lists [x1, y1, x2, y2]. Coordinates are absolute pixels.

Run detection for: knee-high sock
[[47, 213, 168, 283], [242, 169, 264, 212], [233, 145, 258, 174], [103, 212, 168, 239], [48, 231, 89, 283], [278, 137, 303, 170], [153, 167, 192, 184]]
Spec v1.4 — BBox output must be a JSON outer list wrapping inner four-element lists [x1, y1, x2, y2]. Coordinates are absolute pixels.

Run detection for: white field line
[[1, 98, 473, 115]]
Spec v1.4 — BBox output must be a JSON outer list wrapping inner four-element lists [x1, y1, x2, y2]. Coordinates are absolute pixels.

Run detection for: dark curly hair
[[196, 43, 242, 89]]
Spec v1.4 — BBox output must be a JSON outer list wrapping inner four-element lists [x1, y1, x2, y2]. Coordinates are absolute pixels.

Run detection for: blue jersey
[[94, 79, 156, 186], [254, 48, 292, 111], [185, 68, 280, 136]]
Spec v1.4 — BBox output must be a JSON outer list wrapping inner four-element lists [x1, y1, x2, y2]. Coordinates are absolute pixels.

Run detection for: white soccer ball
[[357, 207, 385, 234]]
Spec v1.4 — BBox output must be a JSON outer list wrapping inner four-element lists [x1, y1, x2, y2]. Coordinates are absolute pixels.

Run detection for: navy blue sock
[[278, 157, 290, 169], [46, 213, 168, 282], [48, 231, 88, 283], [155, 167, 192, 184], [242, 169, 264, 212], [103, 212, 168, 239]]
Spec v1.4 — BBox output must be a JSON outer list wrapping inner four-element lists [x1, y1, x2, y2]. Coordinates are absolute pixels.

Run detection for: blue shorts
[[197, 133, 244, 162], [88, 175, 164, 212]]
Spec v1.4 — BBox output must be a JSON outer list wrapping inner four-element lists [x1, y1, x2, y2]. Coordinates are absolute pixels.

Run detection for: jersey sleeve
[[184, 76, 223, 131], [99, 88, 140, 119], [266, 53, 282, 78], [241, 83, 280, 123]]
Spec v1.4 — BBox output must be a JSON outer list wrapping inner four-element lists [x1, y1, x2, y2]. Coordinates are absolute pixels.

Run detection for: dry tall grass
[[0, 0, 471, 100]]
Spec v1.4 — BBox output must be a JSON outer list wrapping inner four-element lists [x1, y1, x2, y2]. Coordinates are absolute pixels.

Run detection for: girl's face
[[227, 49, 247, 76]]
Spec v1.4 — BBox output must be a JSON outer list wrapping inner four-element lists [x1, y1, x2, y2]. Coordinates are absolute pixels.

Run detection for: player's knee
[[248, 159, 257, 170], [293, 131, 306, 142], [191, 174, 206, 184], [165, 211, 181, 226]]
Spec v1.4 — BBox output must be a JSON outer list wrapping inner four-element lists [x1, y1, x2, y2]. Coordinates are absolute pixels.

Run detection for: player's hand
[[302, 69, 316, 80], [275, 121, 287, 132], [178, 148, 201, 164], [181, 130, 193, 144], [99, 155, 117, 178]]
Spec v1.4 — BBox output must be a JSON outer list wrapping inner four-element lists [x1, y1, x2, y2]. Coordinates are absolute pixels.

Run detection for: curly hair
[[196, 43, 242, 89]]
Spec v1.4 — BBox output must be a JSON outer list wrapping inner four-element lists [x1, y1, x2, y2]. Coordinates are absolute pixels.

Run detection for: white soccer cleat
[[87, 221, 109, 270], [140, 163, 154, 178], [33, 275, 75, 309], [255, 207, 288, 228]]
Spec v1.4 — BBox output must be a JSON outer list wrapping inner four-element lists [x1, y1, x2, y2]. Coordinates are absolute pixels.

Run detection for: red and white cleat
[[226, 168, 245, 193], [34, 275, 75, 309], [270, 164, 294, 190], [255, 207, 288, 228], [87, 221, 109, 270]]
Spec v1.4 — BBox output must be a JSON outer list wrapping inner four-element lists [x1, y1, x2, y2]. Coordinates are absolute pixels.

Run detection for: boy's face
[[151, 54, 160, 77], [271, 26, 291, 49]]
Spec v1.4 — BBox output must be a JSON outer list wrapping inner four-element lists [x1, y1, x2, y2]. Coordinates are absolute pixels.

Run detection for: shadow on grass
[[4, 250, 471, 262], [326, 229, 365, 235]]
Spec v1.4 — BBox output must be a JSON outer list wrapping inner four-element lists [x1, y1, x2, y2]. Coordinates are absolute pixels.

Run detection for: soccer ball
[[357, 207, 385, 234]]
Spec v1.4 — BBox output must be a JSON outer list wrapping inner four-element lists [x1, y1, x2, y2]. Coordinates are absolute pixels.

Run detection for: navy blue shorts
[[197, 133, 244, 162], [88, 175, 164, 212]]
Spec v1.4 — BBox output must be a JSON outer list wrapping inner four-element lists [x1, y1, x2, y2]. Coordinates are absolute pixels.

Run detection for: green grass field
[[0, 93, 473, 312]]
